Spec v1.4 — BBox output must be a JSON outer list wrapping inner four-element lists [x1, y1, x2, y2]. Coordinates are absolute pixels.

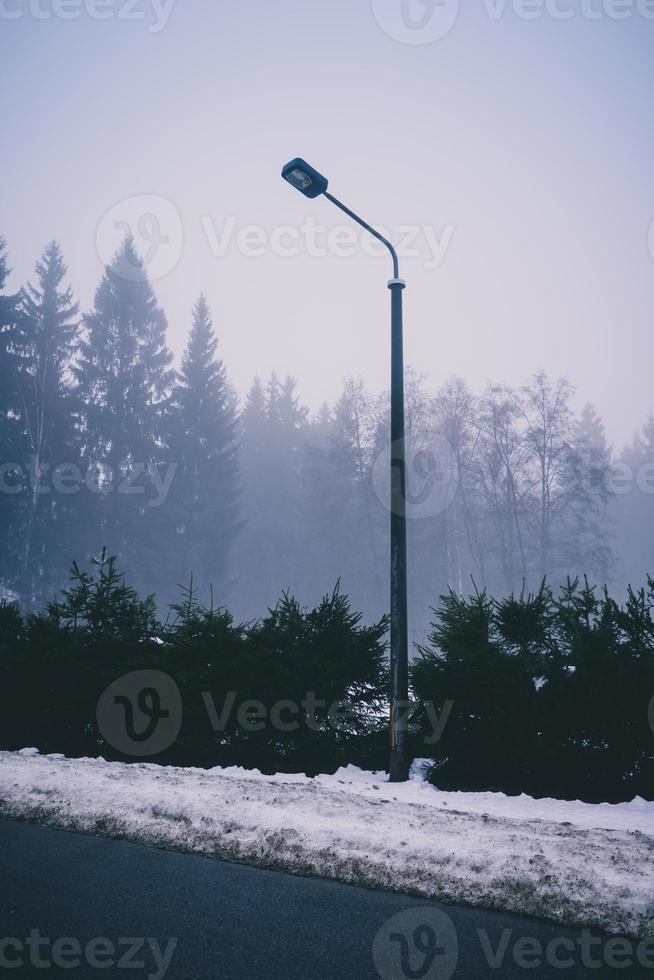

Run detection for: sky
[[2, 0, 653, 449]]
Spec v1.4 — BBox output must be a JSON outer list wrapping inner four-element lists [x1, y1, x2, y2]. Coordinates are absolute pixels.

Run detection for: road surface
[[0, 818, 651, 978]]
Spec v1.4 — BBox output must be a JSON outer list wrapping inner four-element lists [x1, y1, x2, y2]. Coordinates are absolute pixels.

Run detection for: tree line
[[1, 234, 653, 628]]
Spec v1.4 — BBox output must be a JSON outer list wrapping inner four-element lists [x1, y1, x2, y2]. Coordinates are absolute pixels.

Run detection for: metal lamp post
[[281, 158, 409, 782]]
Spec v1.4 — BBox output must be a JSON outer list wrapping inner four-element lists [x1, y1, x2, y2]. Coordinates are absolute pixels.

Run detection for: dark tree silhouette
[[165, 294, 240, 598], [74, 237, 174, 593]]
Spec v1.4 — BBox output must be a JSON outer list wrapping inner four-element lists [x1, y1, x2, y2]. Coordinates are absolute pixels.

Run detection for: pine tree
[[166, 295, 240, 598], [13, 241, 80, 601], [240, 375, 267, 458], [575, 403, 610, 457], [275, 374, 308, 432], [75, 237, 174, 592]]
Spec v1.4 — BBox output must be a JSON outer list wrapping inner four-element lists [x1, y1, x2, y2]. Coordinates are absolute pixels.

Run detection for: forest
[[1, 234, 653, 638]]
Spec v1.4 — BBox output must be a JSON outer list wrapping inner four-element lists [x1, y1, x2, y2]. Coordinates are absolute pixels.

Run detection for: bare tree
[[521, 372, 576, 580], [475, 384, 529, 591]]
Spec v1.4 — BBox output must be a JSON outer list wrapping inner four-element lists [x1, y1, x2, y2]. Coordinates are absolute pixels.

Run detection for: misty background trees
[[1, 234, 653, 635]]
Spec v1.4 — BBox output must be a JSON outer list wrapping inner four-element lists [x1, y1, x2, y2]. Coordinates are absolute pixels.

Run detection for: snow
[[0, 750, 652, 937]]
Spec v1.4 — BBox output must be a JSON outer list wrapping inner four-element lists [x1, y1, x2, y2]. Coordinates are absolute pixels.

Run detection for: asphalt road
[[0, 818, 651, 979]]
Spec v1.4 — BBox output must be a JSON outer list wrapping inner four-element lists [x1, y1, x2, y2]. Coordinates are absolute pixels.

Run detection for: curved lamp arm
[[323, 191, 400, 280]]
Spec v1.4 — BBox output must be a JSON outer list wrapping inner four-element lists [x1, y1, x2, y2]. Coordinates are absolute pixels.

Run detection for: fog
[[2, 0, 654, 630]]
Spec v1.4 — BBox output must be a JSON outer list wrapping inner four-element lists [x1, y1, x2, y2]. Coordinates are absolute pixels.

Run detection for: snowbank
[[0, 750, 652, 937], [216, 758, 654, 835]]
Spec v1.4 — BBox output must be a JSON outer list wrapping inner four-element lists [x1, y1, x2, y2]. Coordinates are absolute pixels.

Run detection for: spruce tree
[[166, 295, 240, 598], [240, 375, 267, 458], [575, 403, 610, 458], [75, 237, 174, 592]]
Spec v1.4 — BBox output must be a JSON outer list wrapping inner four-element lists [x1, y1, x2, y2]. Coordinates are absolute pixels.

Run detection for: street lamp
[[281, 157, 409, 782]]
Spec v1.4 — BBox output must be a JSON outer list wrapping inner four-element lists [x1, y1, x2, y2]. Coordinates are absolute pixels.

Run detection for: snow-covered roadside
[[1, 750, 652, 937], [223, 759, 654, 835]]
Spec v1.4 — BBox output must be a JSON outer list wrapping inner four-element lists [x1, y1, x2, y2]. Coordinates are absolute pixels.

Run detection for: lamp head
[[281, 158, 329, 199]]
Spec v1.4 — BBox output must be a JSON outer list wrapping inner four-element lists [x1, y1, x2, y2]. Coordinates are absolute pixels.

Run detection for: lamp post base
[[388, 748, 409, 783]]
